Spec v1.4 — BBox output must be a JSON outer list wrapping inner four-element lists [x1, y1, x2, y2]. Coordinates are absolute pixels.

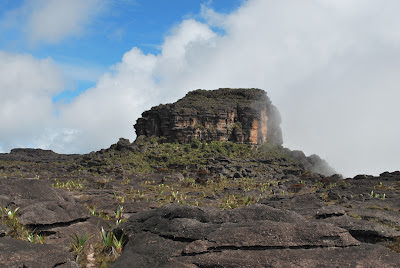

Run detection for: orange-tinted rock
[[134, 88, 283, 145]]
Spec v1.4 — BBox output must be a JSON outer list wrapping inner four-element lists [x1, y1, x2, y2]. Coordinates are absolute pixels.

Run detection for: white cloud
[[43, 19, 218, 153], [2, 0, 400, 177], [2, 0, 105, 44], [0, 52, 64, 149], [29, 0, 105, 44]]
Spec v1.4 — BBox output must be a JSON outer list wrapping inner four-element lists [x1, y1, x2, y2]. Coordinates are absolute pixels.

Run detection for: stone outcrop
[[111, 204, 400, 268], [0, 148, 81, 162], [134, 88, 283, 145]]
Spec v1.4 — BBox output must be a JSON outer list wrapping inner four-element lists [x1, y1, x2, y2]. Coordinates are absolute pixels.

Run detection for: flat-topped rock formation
[[134, 88, 283, 145]]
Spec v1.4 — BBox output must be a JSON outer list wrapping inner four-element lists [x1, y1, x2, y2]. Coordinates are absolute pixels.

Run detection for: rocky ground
[[0, 137, 399, 267]]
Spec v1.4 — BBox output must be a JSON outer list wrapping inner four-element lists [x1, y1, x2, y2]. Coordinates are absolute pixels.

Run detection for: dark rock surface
[[0, 178, 88, 226], [134, 88, 283, 145], [0, 236, 78, 268], [320, 215, 400, 243], [0, 140, 398, 267], [112, 204, 399, 268], [172, 244, 398, 268]]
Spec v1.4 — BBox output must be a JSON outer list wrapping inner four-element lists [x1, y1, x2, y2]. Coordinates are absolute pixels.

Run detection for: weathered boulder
[[0, 178, 88, 226], [134, 88, 283, 145], [112, 204, 399, 267]]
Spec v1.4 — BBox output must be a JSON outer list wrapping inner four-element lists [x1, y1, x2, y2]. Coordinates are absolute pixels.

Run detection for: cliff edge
[[134, 88, 283, 145]]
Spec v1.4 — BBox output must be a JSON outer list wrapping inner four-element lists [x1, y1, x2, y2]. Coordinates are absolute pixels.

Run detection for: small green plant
[[88, 206, 97, 216], [112, 233, 126, 255], [244, 196, 252, 206], [370, 190, 386, 200], [114, 205, 126, 226], [28, 232, 36, 243], [70, 233, 93, 254], [37, 234, 46, 244], [5, 207, 19, 220], [2, 207, 20, 229], [101, 226, 114, 250], [0, 205, 31, 239], [100, 226, 127, 257]]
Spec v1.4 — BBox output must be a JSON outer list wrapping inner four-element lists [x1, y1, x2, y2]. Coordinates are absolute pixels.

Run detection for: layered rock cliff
[[134, 88, 283, 145]]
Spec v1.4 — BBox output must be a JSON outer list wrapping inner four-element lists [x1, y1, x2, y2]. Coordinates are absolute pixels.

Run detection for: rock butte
[[134, 88, 283, 145]]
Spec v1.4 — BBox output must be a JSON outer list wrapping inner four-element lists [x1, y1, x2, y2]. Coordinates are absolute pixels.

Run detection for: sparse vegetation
[[0, 206, 29, 239], [52, 179, 85, 191]]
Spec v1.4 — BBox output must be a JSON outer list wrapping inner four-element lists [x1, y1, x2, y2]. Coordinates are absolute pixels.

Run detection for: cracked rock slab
[[112, 204, 399, 268], [0, 236, 78, 268], [173, 244, 400, 268], [183, 220, 359, 253], [0, 178, 88, 226]]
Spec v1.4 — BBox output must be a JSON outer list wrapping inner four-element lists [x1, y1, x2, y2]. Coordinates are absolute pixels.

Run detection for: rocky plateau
[[0, 88, 399, 267]]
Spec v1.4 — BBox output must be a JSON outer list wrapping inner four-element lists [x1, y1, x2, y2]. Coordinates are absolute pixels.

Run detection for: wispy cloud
[[1, 0, 105, 45]]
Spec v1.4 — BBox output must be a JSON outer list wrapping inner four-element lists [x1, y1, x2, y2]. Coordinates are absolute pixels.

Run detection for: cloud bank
[[2, 0, 400, 177], [0, 52, 64, 149]]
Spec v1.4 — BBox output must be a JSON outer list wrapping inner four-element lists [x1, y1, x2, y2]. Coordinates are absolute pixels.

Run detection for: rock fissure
[[53, 261, 68, 267], [182, 244, 360, 256], [27, 217, 88, 231], [158, 234, 199, 243]]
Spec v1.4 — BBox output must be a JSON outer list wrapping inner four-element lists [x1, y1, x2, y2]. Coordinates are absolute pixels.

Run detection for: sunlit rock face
[[134, 88, 283, 145]]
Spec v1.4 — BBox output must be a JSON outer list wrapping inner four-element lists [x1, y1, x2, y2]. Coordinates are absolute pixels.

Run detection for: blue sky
[[1, 0, 243, 103], [1, 0, 400, 177]]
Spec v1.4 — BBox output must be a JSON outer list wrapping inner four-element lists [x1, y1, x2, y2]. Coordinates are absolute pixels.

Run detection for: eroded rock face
[[134, 88, 283, 145]]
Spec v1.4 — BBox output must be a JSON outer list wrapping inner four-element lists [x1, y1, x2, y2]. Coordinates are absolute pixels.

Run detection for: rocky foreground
[[0, 138, 399, 267], [0, 88, 399, 267]]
